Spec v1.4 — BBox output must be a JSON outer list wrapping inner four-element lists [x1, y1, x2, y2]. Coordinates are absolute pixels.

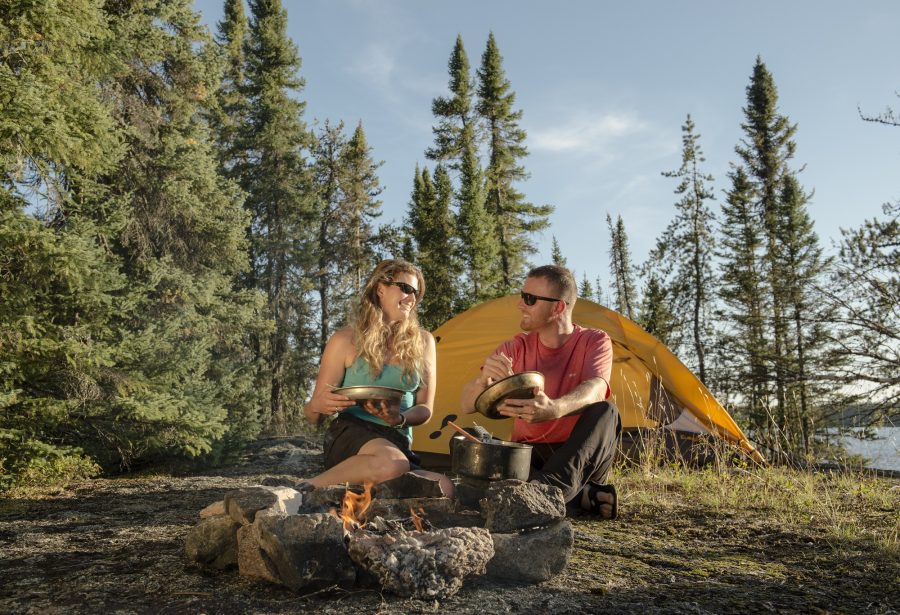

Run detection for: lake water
[[834, 426, 900, 472]]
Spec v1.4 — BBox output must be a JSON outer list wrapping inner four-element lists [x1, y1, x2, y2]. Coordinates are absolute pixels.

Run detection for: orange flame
[[409, 506, 425, 532], [334, 482, 373, 531]]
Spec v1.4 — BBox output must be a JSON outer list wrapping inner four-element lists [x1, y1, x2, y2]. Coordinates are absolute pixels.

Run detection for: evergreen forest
[[2, 0, 897, 489]]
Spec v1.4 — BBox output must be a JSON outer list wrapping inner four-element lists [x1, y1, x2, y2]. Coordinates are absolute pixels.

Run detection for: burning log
[[346, 525, 494, 599]]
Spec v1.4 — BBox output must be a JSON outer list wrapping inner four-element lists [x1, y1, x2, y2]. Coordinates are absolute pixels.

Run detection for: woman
[[303, 259, 452, 496]]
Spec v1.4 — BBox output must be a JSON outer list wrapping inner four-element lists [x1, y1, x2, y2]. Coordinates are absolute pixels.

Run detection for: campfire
[[186, 472, 575, 599]]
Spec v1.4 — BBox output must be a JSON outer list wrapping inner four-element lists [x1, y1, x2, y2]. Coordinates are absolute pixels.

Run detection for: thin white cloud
[[530, 112, 648, 154]]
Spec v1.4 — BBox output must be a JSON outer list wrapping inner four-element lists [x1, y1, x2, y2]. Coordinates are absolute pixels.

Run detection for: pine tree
[[551, 236, 567, 267], [238, 0, 317, 427], [607, 213, 637, 319], [654, 114, 717, 383], [477, 32, 553, 292], [826, 201, 899, 421]]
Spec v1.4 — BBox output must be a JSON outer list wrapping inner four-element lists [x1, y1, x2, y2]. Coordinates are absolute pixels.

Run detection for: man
[[460, 265, 621, 518]]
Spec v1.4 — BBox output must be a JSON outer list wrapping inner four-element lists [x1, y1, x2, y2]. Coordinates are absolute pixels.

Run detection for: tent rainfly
[[411, 295, 764, 465]]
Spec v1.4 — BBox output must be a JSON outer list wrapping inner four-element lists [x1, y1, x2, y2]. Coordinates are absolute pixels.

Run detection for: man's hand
[[479, 352, 514, 387], [496, 387, 558, 423]]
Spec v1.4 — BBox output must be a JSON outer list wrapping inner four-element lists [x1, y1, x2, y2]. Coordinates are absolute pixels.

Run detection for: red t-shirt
[[495, 325, 613, 444]]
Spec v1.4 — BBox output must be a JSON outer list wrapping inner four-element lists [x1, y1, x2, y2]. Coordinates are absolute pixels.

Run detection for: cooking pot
[[450, 435, 533, 482]]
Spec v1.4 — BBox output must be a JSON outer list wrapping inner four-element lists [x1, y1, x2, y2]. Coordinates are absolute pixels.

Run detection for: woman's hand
[[361, 398, 403, 425], [304, 329, 356, 425], [314, 387, 356, 417]]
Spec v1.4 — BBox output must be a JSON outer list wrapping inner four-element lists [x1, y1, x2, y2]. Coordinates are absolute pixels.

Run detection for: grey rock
[[256, 512, 356, 592], [260, 476, 296, 488], [347, 526, 494, 599], [480, 480, 566, 532], [298, 485, 352, 514], [237, 522, 281, 585], [376, 472, 446, 499], [486, 520, 574, 582], [265, 486, 304, 516], [225, 488, 278, 525], [184, 515, 240, 569]]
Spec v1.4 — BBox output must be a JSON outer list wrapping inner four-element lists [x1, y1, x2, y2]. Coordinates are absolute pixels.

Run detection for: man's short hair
[[527, 264, 577, 305]]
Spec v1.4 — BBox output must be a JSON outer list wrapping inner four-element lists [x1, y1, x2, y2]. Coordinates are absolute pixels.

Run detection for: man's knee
[[581, 401, 621, 435]]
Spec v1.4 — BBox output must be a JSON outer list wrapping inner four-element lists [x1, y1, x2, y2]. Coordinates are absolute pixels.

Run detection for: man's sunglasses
[[389, 281, 419, 297], [521, 291, 563, 306]]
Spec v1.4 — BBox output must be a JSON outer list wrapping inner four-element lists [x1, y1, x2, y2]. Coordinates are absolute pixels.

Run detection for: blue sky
[[193, 0, 900, 293]]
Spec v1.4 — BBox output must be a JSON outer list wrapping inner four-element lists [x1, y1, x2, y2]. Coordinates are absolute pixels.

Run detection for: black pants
[[528, 401, 622, 503]]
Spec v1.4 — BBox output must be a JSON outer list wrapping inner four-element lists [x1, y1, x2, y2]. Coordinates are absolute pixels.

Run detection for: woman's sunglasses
[[389, 281, 419, 298], [521, 291, 563, 306]]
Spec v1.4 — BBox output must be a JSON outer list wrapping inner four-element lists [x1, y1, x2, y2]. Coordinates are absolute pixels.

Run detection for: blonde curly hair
[[351, 259, 427, 383]]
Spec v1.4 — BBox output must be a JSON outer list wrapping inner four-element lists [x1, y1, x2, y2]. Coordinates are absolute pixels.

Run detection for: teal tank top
[[340, 357, 419, 442]]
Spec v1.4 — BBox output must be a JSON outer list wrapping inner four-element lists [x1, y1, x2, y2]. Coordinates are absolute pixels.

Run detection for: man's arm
[[496, 376, 609, 423]]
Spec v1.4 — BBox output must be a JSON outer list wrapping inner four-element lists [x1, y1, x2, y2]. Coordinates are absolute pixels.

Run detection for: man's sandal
[[585, 483, 618, 520]]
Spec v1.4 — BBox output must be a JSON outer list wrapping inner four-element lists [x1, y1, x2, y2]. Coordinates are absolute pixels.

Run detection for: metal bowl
[[474, 371, 544, 419], [332, 385, 405, 403]]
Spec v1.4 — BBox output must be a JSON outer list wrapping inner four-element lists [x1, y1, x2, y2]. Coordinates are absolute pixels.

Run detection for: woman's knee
[[368, 457, 410, 483]]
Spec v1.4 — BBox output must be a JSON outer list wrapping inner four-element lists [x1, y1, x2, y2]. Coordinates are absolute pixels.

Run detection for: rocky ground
[[1, 436, 898, 614]]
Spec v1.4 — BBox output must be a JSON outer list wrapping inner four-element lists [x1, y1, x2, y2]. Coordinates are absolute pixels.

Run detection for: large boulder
[[486, 520, 574, 582], [480, 480, 566, 532], [184, 515, 240, 570], [255, 512, 356, 592]]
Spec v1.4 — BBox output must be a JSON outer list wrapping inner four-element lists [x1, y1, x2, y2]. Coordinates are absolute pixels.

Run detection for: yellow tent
[[412, 295, 763, 464]]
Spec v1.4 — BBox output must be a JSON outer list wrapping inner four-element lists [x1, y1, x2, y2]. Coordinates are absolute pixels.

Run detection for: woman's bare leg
[[307, 438, 409, 488]]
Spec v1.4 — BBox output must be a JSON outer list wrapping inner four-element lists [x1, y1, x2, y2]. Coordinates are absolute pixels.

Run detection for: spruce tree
[[730, 57, 830, 452], [210, 0, 249, 176], [239, 0, 317, 427], [477, 32, 552, 292], [339, 121, 384, 292], [311, 120, 349, 352], [456, 122, 499, 308], [91, 0, 265, 463], [406, 165, 458, 330], [717, 167, 771, 438], [579, 273, 593, 300], [0, 0, 122, 482], [427, 35, 475, 170], [638, 271, 679, 347], [777, 175, 833, 453], [654, 114, 717, 383], [551, 236, 567, 267], [607, 213, 637, 319]]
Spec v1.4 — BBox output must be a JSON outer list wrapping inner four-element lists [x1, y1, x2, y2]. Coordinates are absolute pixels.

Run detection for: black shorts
[[322, 413, 421, 470]]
